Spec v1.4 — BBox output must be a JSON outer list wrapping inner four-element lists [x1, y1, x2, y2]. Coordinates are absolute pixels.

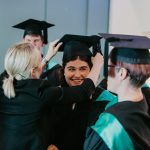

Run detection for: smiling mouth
[[71, 79, 84, 81], [71, 79, 84, 83]]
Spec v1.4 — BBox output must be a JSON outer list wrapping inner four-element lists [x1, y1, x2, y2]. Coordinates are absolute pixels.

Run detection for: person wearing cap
[[13, 19, 58, 72], [0, 38, 103, 150], [14, 19, 57, 71], [84, 34, 150, 150], [13, 18, 54, 50], [0, 19, 56, 83], [43, 34, 106, 150]]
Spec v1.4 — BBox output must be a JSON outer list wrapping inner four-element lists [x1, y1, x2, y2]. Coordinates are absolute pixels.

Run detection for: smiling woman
[[64, 57, 91, 86], [46, 34, 102, 150], [0, 40, 103, 150]]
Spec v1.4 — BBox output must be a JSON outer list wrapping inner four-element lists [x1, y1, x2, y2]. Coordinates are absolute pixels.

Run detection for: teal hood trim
[[142, 83, 149, 88], [96, 90, 118, 109], [91, 112, 134, 150], [47, 61, 57, 69]]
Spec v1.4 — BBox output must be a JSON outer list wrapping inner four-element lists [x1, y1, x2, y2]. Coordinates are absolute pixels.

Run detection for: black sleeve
[[142, 87, 150, 114], [0, 70, 8, 80], [84, 127, 109, 150], [38, 78, 95, 105], [87, 101, 109, 126]]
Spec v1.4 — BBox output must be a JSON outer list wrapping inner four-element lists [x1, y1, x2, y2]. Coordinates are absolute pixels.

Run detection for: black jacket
[[0, 78, 94, 150]]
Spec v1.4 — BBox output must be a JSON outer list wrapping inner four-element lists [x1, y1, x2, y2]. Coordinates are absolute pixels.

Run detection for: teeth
[[74, 80, 81, 82], [72, 79, 83, 81]]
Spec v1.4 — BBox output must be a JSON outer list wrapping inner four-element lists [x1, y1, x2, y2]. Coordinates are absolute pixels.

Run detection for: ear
[[31, 68, 36, 78], [41, 43, 45, 47], [118, 68, 128, 80]]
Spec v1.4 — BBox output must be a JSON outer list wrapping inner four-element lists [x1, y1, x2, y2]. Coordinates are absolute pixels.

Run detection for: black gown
[[84, 99, 150, 150], [46, 83, 111, 150], [50, 101, 93, 150], [41, 69, 110, 150], [142, 86, 150, 114], [0, 78, 95, 150]]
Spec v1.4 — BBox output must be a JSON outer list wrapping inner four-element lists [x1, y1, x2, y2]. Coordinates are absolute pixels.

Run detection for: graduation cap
[[12, 19, 55, 44], [98, 33, 150, 77], [58, 34, 102, 61]]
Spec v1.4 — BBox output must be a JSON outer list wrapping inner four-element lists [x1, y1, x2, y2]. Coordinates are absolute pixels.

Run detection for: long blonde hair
[[3, 42, 40, 99]]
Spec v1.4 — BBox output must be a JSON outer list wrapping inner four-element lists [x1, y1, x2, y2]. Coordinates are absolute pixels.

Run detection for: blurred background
[[0, 0, 150, 73]]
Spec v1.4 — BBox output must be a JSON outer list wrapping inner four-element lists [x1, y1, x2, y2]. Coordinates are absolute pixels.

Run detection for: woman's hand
[[45, 39, 63, 61], [47, 144, 59, 150], [87, 53, 104, 86], [92, 52, 104, 66], [41, 40, 62, 69]]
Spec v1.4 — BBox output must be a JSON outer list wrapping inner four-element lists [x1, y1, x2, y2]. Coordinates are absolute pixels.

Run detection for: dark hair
[[62, 55, 93, 69], [23, 33, 44, 42], [61, 55, 93, 86], [109, 49, 150, 88]]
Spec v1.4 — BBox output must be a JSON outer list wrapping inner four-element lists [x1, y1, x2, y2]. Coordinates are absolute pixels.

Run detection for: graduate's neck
[[118, 87, 143, 102]]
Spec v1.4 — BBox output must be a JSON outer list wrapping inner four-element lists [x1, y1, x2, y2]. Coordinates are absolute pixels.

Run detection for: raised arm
[[39, 52, 103, 105], [86, 53, 103, 86], [41, 40, 62, 70]]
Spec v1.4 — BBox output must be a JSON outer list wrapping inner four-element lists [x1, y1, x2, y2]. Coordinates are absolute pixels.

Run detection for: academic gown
[[47, 84, 112, 150], [0, 78, 94, 150], [84, 99, 150, 150], [142, 86, 150, 114]]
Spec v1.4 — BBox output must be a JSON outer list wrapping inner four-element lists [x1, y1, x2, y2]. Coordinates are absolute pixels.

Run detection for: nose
[[74, 70, 81, 77], [30, 41, 36, 46]]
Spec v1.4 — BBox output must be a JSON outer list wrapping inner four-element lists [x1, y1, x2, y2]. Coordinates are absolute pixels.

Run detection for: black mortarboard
[[12, 19, 55, 44], [58, 34, 102, 61], [98, 33, 150, 77]]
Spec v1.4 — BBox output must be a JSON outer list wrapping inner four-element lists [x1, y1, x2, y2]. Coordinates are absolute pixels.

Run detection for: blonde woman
[[0, 41, 103, 150]]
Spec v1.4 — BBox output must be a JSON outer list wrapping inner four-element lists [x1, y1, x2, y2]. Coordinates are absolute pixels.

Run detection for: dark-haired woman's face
[[64, 59, 90, 86]]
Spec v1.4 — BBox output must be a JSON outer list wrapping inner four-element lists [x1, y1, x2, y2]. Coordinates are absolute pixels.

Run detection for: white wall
[[109, 0, 150, 36], [103, 0, 150, 80]]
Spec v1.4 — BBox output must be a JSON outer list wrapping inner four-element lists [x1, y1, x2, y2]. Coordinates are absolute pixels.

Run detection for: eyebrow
[[67, 66, 89, 69]]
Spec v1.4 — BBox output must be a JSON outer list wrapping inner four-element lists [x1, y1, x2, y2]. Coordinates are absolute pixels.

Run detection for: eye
[[80, 67, 89, 71], [35, 39, 41, 43], [68, 68, 76, 72], [26, 39, 31, 42]]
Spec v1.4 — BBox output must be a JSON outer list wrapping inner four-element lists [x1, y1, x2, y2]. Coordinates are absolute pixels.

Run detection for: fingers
[[50, 39, 59, 45], [45, 40, 63, 60], [47, 39, 59, 49], [48, 39, 62, 50], [92, 53, 104, 65], [47, 144, 59, 150], [55, 42, 63, 50]]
